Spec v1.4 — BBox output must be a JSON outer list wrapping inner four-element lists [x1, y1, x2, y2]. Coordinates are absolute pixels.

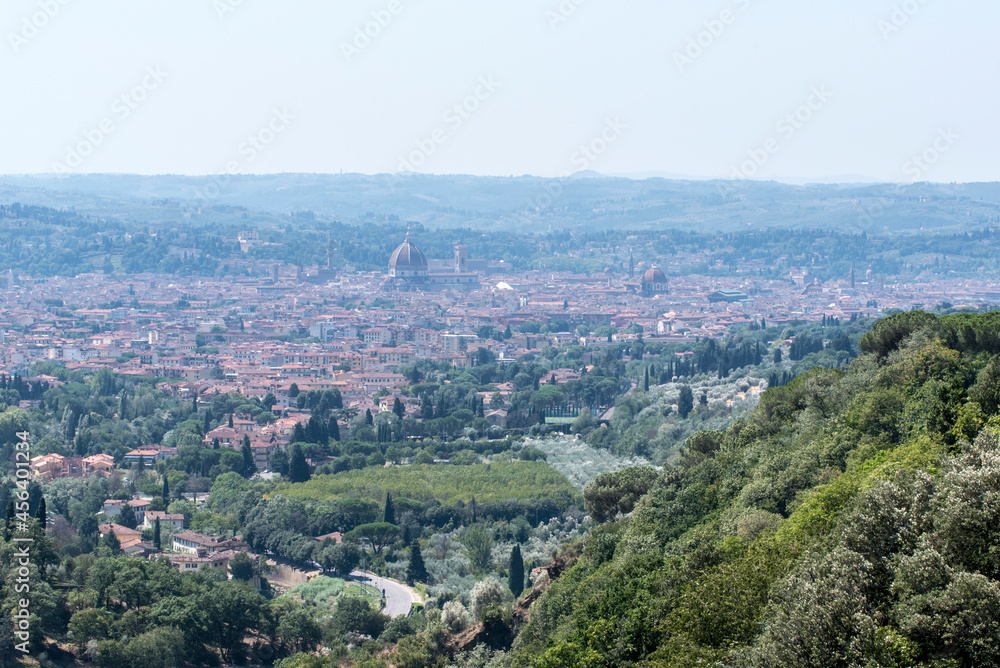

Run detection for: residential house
[[83, 453, 115, 477], [122, 445, 176, 468], [144, 511, 184, 531], [29, 453, 64, 481]]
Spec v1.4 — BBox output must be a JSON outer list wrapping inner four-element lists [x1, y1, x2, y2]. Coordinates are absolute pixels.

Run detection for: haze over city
[[2, 0, 997, 182]]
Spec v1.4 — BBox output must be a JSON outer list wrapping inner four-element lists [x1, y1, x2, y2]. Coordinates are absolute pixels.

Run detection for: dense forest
[[498, 310, 1000, 667]]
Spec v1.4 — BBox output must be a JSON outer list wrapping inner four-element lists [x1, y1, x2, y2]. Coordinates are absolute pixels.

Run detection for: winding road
[[350, 570, 422, 618]]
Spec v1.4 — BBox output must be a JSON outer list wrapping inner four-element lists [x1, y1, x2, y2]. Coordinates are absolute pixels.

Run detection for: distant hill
[[1, 173, 1000, 233]]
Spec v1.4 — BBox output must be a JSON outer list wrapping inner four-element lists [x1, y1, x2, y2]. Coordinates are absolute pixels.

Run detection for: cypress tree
[[4, 500, 14, 540], [162, 474, 170, 503], [365, 408, 374, 426], [119, 506, 137, 530], [153, 517, 161, 550], [643, 366, 650, 392], [509, 544, 524, 597], [228, 413, 234, 428], [212, 437, 220, 450], [384, 492, 395, 525], [35, 497, 46, 529], [204, 410, 211, 433], [678, 385, 694, 419], [103, 530, 122, 556], [406, 539, 428, 585], [470, 496, 477, 524], [242, 436, 257, 478], [289, 444, 310, 483], [328, 416, 341, 442], [392, 397, 404, 419]]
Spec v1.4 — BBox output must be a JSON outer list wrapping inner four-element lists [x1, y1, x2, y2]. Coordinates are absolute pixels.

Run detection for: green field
[[275, 460, 581, 509]]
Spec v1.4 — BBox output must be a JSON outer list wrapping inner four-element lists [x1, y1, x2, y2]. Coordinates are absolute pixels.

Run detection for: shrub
[[442, 600, 471, 632], [470, 577, 510, 622]]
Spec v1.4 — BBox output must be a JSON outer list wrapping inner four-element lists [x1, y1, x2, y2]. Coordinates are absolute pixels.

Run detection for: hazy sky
[[2, 0, 996, 182]]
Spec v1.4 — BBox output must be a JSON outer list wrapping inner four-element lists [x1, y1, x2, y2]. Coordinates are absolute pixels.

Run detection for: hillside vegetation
[[500, 311, 1000, 667]]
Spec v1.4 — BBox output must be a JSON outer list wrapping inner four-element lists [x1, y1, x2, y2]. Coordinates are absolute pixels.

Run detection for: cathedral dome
[[388, 231, 428, 278], [642, 267, 667, 285]]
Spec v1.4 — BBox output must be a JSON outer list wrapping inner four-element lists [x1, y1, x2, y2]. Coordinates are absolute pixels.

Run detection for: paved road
[[350, 570, 422, 618]]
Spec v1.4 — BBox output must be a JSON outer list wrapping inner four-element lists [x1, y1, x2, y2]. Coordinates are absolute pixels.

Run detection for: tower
[[454, 244, 468, 273], [629, 249, 635, 278], [849, 264, 855, 289]]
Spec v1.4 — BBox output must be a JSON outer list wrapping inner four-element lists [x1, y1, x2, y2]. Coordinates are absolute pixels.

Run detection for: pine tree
[[407, 539, 428, 585], [242, 435, 257, 478], [153, 517, 161, 549], [509, 544, 524, 597], [384, 492, 395, 525]]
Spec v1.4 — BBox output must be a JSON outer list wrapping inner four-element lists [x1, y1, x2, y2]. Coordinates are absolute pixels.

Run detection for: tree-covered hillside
[[490, 311, 1000, 667]]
